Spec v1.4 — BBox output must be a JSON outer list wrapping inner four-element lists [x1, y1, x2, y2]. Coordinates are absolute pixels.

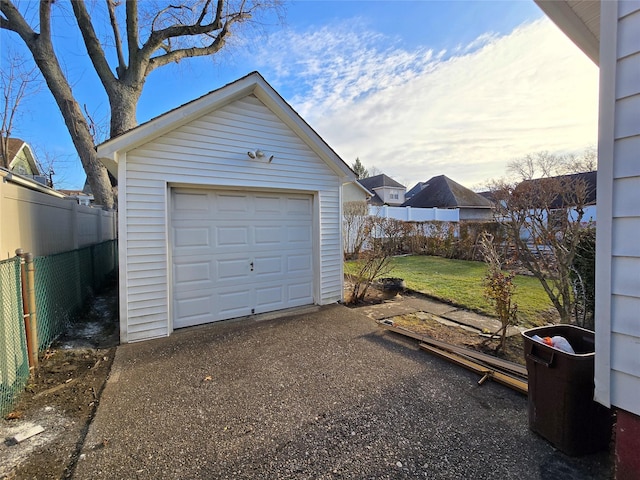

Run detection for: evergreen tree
[[352, 157, 368, 179]]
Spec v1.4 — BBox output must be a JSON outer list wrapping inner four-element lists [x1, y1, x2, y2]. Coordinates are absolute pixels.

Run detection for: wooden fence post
[[15, 249, 38, 369]]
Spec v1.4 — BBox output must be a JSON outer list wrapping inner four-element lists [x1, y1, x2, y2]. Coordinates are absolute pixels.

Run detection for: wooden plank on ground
[[419, 344, 528, 395], [378, 320, 528, 378], [10, 425, 45, 444]]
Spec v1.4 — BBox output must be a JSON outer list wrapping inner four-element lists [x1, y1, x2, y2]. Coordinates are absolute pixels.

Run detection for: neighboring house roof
[[0, 166, 65, 198], [97, 72, 356, 182], [477, 191, 496, 203], [358, 174, 405, 191], [402, 175, 493, 209], [517, 170, 597, 208], [1, 137, 41, 175], [405, 182, 427, 200], [368, 192, 385, 206]]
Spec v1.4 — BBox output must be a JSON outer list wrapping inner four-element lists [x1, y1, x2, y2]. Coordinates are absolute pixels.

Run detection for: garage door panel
[[255, 285, 284, 309], [174, 227, 210, 246], [288, 254, 312, 273], [217, 257, 252, 280], [218, 289, 253, 316], [175, 295, 213, 327], [174, 261, 212, 287], [286, 197, 312, 215], [217, 226, 250, 246], [171, 188, 314, 328], [215, 193, 250, 213], [173, 191, 211, 214], [289, 282, 313, 302], [255, 225, 283, 244], [254, 196, 282, 214], [254, 256, 283, 276], [287, 225, 312, 243]]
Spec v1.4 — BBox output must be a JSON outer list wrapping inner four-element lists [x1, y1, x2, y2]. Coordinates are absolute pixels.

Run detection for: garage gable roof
[[97, 72, 356, 181]]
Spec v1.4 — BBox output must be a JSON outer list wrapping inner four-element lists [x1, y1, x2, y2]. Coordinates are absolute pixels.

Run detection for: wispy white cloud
[[252, 17, 598, 189]]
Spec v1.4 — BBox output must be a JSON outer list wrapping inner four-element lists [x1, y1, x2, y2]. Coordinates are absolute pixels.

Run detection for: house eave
[[535, 0, 600, 65]]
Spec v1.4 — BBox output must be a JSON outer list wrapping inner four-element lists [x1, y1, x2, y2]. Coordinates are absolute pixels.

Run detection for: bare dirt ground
[[389, 310, 526, 365], [2, 279, 523, 479], [344, 280, 527, 366], [1, 283, 118, 480]]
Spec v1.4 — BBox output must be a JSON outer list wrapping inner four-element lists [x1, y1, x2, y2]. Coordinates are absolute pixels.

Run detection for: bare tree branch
[[70, 1, 117, 91], [0, 0, 36, 38], [125, 0, 139, 65], [0, 52, 41, 167], [106, 0, 127, 77], [146, 23, 230, 73]]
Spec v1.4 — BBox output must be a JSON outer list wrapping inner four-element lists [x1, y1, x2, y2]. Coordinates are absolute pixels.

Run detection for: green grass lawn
[[346, 255, 557, 327]]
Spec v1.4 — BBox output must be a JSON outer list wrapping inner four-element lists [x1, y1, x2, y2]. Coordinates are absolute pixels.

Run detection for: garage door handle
[[250, 261, 254, 271]]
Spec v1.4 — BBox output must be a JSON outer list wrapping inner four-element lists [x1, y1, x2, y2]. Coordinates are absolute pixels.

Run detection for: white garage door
[[170, 188, 314, 329]]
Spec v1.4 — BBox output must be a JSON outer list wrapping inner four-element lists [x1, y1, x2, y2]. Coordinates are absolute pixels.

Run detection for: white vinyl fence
[[0, 174, 116, 259], [369, 205, 459, 222], [344, 205, 460, 256]]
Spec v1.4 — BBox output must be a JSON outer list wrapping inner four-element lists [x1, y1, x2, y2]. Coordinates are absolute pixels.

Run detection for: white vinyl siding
[[120, 95, 343, 342], [595, 2, 640, 415]]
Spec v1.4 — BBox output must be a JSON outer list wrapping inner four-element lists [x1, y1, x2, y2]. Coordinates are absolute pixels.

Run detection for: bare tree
[[507, 151, 565, 181], [480, 233, 518, 353], [561, 145, 597, 174], [0, 49, 41, 168], [1, 0, 282, 208], [367, 165, 383, 177], [348, 216, 401, 303], [342, 200, 369, 260], [507, 148, 597, 183], [490, 153, 595, 323]]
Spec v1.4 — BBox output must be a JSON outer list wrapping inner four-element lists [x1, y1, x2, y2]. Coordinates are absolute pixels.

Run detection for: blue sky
[[2, 0, 598, 190]]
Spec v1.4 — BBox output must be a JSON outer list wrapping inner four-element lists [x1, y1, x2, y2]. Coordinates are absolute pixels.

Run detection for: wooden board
[[378, 320, 528, 378], [419, 344, 528, 395]]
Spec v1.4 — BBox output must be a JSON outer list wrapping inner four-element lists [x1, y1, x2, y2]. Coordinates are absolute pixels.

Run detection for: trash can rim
[[522, 325, 595, 357]]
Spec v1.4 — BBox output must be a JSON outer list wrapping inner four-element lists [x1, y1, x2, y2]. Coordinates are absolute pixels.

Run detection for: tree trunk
[[19, 26, 116, 209], [108, 83, 141, 137]]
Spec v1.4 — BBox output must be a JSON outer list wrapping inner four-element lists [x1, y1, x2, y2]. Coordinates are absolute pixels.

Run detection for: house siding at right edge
[[595, 1, 640, 416]]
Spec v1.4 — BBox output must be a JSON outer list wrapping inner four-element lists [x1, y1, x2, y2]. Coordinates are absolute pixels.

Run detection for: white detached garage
[[98, 72, 356, 343]]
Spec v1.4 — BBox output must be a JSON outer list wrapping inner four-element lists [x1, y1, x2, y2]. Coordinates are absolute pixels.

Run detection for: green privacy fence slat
[[0, 257, 28, 416], [34, 240, 118, 351]]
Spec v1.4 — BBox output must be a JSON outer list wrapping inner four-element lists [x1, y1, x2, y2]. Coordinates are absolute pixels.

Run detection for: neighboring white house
[[537, 1, 640, 477], [357, 174, 406, 206], [97, 72, 356, 343], [1, 138, 50, 186]]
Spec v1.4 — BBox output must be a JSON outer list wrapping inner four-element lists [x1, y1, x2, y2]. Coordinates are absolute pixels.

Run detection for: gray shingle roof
[[402, 175, 492, 208], [357, 174, 405, 190]]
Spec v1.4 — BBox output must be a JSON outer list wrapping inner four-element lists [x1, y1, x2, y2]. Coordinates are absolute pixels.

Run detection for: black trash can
[[522, 325, 612, 456]]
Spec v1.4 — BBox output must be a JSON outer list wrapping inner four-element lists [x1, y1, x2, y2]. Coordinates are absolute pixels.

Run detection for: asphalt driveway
[[73, 304, 611, 479]]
